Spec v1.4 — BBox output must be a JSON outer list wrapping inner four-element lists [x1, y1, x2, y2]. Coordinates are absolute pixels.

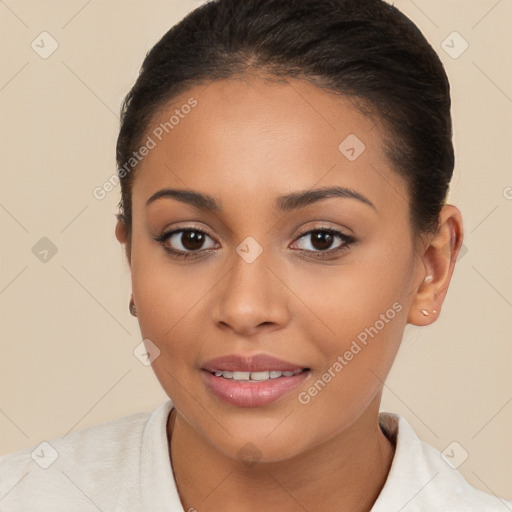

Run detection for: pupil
[[182, 231, 204, 250], [312, 231, 333, 250]]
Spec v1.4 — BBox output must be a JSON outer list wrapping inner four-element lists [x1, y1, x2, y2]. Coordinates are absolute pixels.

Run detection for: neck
[[167, 398, 395, 512]]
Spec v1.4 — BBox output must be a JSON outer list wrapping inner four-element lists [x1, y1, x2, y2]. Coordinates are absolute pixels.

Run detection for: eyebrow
[[146, 188, 221, 211], [277, 186, 376, 212], [146, 186, 376, 212]]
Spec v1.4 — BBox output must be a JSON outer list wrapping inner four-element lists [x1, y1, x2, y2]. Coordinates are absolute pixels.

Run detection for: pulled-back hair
[[116, 0, 453, 238]]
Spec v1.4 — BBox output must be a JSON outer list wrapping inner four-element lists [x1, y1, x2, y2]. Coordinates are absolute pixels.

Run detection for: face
[[124, 75, 426, 461]]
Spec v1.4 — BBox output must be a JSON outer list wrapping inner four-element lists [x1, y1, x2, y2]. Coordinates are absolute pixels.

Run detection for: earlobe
[[407, 272, 440, 326], [407, 204, 464, 326], [115, 217, 127, 244]]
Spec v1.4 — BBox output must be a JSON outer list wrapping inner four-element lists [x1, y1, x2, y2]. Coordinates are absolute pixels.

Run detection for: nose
[[210, 248, 291, 337]]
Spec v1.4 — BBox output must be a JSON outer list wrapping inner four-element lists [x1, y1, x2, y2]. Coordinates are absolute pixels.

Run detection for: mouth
[[200, 354, 311, 407]]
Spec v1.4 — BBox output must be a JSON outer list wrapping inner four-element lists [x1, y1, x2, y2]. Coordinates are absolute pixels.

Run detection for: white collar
[[372, 411, 510, 511]]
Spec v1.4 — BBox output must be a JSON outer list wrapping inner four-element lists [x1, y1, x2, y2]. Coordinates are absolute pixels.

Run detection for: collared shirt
[[0, 400, 510, 511]]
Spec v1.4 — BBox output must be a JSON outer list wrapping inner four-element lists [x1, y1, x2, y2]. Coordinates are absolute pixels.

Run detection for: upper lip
[[201, 354, 307, 373]]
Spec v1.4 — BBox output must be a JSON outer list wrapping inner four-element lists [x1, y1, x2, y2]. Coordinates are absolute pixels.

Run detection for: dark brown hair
[[116, 0, 453, 239]]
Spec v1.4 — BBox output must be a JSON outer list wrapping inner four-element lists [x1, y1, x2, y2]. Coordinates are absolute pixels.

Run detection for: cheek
[[298, 239, 412, 393], [131, 254, 206, 403], [130, 239, 206, 354], [302, 238, 412, 337], [297, 284, 407, 434], [305, 276, 406, 381]]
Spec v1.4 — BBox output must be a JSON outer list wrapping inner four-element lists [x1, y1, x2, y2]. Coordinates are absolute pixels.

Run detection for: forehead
[[131, 76, 407, 221]]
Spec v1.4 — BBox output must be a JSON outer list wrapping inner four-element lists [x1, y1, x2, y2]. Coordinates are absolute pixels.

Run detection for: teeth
[[232, 371, 250, 380], [250, 371, 270, 381], [213, 369, 303, 381]]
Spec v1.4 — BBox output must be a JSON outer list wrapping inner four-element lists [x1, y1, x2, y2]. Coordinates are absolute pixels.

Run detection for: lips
[[201, 354, 310, 407]]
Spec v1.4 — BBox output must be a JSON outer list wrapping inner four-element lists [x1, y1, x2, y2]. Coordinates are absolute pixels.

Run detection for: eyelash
[[154, 226, 356, 260]]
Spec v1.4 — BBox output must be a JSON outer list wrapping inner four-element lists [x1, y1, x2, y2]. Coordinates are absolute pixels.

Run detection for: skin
[[116, 75, 463, 512]]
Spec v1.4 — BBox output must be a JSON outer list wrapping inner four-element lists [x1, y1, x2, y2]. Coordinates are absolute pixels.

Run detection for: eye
[[154, 225, 355, 260], [292, 227, 355, 257], [155, 228, 218, 259]]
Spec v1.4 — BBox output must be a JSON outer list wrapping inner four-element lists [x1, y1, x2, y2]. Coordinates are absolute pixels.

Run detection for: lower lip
[[202, 370, 310, 408]]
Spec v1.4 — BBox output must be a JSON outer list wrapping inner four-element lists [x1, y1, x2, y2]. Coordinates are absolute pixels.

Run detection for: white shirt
[[0, 400, 510, 511]]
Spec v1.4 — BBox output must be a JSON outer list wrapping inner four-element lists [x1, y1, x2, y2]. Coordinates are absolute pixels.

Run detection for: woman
[[1, 0, 510, 510]]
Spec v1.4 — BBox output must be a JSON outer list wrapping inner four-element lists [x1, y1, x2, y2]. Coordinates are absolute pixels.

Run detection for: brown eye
[[292, 227, 356, 257], [156, 228, 218, 258]]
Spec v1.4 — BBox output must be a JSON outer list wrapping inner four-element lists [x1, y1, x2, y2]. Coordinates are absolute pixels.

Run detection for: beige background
[[1, 0, 511, 501]]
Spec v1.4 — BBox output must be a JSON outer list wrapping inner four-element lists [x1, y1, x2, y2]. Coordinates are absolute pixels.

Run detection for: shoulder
[[0, 401, 173, 511], [373, 412, 512, 511]]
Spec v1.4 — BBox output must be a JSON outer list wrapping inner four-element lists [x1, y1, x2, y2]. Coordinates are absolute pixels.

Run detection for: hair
[[116, 0, 453, 243]]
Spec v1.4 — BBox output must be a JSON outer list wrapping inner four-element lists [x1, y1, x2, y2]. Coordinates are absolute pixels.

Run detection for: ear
[[408, 204, 464, 326], [115, 216, 132, 265]]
